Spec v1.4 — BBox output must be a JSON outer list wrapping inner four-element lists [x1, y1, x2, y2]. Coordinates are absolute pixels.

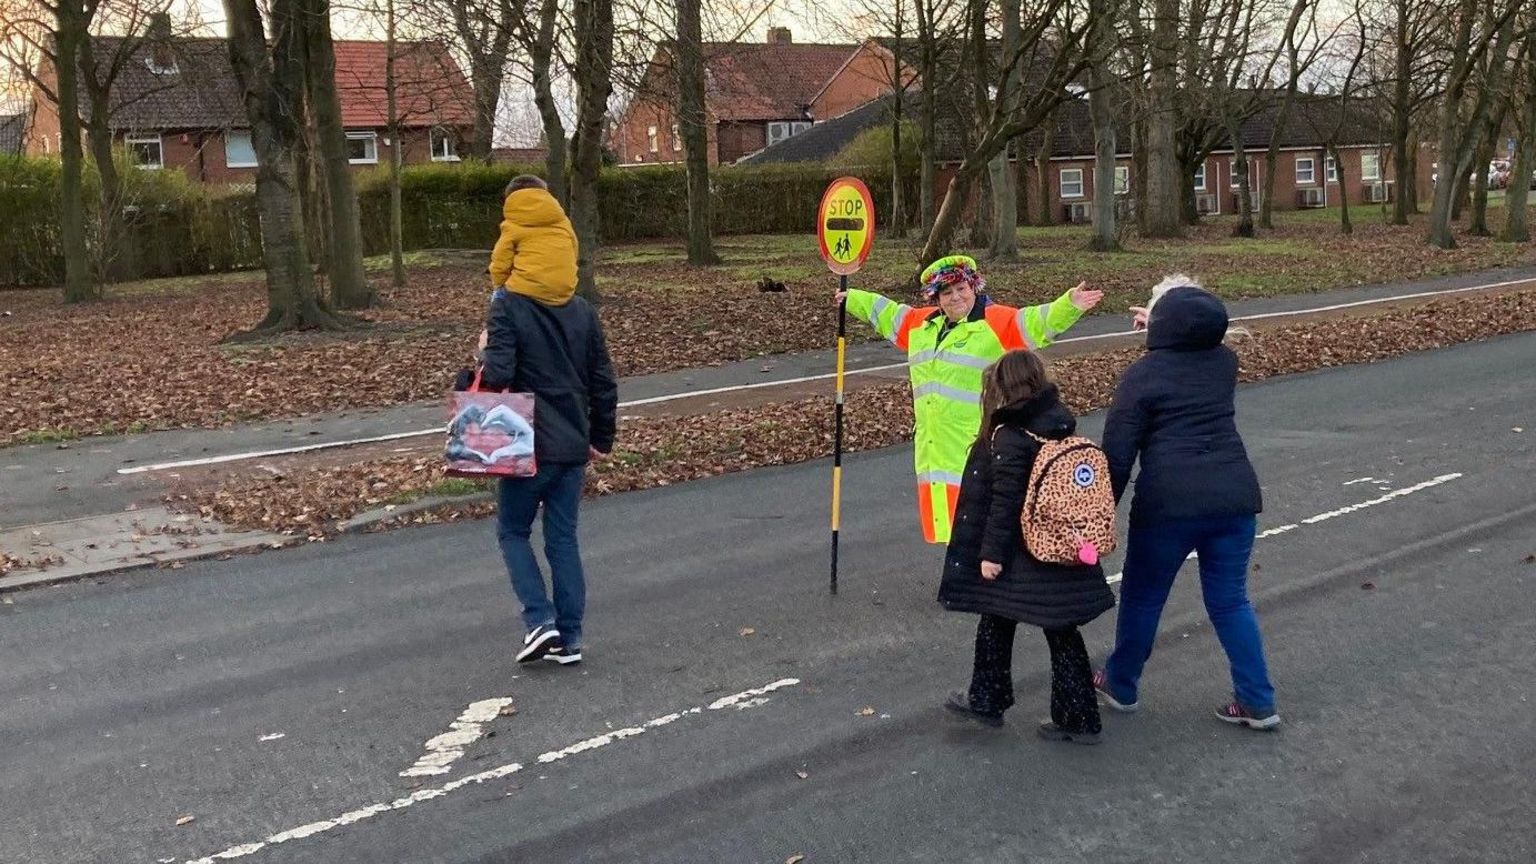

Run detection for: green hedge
[[2, 156, 917, 287]]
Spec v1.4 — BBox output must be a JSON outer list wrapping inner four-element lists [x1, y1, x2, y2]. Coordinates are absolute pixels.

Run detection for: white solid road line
[[181, 678, 801, 864], [118, 277, 1532, 476], [1104, 472, 1462, 585]]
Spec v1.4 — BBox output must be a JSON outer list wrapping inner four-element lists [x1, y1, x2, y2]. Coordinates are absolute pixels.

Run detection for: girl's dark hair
[[978, 350, 1049, 440]]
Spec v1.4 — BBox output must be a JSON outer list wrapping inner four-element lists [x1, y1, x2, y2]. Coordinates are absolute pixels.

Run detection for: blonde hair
[[1144, 273, 1249, 341]]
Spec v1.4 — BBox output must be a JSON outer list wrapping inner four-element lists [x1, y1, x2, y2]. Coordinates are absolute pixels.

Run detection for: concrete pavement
[[1, 331, 1532, 863]]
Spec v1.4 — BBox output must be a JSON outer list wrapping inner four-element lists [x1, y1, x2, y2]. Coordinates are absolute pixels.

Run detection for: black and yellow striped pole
[[831, 275, 848, 595], [817, 176, 873, 597]]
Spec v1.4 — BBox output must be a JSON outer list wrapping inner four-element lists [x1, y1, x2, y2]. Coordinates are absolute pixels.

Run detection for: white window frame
[[1192, 163, 1206, 191], [1059, 167, 1085, 199], [1325, 155, 1338, 182], [430, 127, 460, 162], [1295, 156, 1316, 185], [345, 131, 378, 165], [1114, 165, 1130, 194], [647, 125, 659, 153], [671, 123, 682, 152], [224, 130, 258, 168], [125, 134, 163, 170], [1361, 152, 1382, 182]]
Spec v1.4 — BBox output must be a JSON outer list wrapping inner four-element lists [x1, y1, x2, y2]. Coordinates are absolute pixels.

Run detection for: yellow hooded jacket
[[488, 188, 579, 305]]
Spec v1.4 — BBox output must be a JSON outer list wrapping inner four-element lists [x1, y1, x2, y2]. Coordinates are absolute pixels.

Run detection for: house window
[[1296, 157, 1316, 185], [1326, 156, 1338, 182], [1059, 168, 1084, 198], [345, 131, 378, 164], [1114, 165, 1130, 194], [1192, 163, 1206, 190], [225, 130, 257, 168], [672, 124, 682, 152], [126, 134, 163, 169], [1361, 152, 1381, 181], [647, 125, 659, 153], [766, 121, 813, 147], [431, 127, 459, 162]]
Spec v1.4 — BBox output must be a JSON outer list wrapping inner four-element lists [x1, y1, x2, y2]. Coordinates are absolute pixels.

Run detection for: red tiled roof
[[701, 42, 861, 122], [86, 36, 473, 131], [331, 40, 475, 127]]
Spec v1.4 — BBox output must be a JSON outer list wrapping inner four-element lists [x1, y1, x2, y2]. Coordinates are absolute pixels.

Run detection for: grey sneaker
[[516, 624, 560, 663], [943, 691, 1004, 728], [1216, 701, 1281, 730]]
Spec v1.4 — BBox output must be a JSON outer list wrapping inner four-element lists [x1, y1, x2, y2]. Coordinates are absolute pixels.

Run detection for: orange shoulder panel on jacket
[[983, 303, 1028, 351]]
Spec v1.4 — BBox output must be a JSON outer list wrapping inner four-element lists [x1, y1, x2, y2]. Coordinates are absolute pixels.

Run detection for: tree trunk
[[1142, 0, 1182, 237], [1329, 142, 1352, 235], [988, 0, 1022, 261], [915, 0, 938, 232], [890, 18, 906, 236], [1035, 126, 1054, 226], [1231, 142, 1254, 238], [1087, 0, 1118, 251], [1469, 98, 1510, 236], [530, 0, 567, 206], [83, 111, 122, 284], [385, 0, 406, 289], [570, 0, 614, 302], [1428, 0, 1515, 249], [1181, 157, 1198, 225], [299, 0, 373, 309], [1391, 0, 1412, 225], [469, 59, 500, 160], [55, 0, 94, 302], [676, 0, 720, 265], [223, 0, 344, 334], [1502, 30, 1536, 242]]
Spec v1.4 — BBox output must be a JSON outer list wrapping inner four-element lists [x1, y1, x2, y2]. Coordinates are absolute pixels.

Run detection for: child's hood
[[504, 188, 569, 228]]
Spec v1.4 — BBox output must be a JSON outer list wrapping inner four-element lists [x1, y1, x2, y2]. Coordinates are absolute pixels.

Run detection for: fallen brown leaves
[[172, 289, 1536, 536], [1, 551, 65, 577]]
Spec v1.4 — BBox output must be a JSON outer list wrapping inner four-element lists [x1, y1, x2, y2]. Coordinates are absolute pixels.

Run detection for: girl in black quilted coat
[[938, 350, 1115, 743]]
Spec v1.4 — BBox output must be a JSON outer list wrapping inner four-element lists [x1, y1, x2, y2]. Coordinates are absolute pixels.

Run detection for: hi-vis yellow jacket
[[844, 288, 1086, 543]]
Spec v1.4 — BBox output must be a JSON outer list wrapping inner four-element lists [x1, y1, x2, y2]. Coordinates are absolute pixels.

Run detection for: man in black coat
[[481, 280, 618, 668]]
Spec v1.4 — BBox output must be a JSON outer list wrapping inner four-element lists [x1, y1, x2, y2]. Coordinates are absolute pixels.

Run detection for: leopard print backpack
[[1020, 432, 1118, 566]]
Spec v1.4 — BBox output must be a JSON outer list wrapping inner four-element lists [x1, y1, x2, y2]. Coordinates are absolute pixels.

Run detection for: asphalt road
[[3, 333, 1534, 864]]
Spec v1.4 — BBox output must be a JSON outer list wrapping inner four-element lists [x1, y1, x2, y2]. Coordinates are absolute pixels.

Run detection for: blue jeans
[[497, 464, 587, 648], [1104, 515, 1275, 713]]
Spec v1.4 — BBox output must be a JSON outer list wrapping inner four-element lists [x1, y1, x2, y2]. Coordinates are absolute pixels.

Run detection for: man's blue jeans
[[497, 464, 586, 648], [1104, 514, 1276, 713]]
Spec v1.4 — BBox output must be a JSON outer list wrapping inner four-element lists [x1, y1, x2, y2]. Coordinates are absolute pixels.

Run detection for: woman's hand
[[1129, 305, 1150, 330], [980, 561, 1002, 581], [1068, 282, 1104, 311], [834, 290, 848, 306]]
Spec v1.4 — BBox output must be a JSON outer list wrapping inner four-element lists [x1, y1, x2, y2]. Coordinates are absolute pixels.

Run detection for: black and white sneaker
[[544, 644, 583, 666], [516, 624, 561, 663]]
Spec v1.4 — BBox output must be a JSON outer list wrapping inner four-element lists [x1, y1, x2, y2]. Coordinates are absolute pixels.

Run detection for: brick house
[[748, 88, 1428, 222], [612, 28, 905, 167], [26, 24, 475, 184]]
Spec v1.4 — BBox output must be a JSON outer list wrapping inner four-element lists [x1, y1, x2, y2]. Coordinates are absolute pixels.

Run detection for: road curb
[[337, 492, 496, 534], [0, 533, 305, 593]]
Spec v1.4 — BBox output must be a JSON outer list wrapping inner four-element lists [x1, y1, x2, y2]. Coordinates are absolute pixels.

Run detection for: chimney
[[147, 12, 175, 73], [767, 27, 792, 45]]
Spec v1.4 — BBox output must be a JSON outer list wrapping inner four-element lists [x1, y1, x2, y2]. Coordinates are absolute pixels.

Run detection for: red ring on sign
[[817, 176, 876, 276]]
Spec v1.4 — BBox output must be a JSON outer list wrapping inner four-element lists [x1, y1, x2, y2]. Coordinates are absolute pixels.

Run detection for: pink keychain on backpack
[[1077, 539, 1100, 566]]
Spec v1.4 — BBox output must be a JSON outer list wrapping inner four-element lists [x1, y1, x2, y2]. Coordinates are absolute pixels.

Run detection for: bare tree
[[508, 0, 567, 205], [223, 0, 347, 333], [298, 0, 374, 309], [570, 0, 613, 301], [1141, 0, 1181, 236], [1501, 7, 1536, 242], [1319, 0, 1371, 236], [913, 0, 962, 233], [673, 0, 718, 265], [1426, 0, 1520, 249], [917, 0, 1093, 267], [986, 0, 1023, 261], [1258, 0, 1319, 230], [1086, 0, 1122, 250]]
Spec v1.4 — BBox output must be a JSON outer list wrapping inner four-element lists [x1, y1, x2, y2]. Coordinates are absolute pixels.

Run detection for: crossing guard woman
[[839, 255, 1103, 543]]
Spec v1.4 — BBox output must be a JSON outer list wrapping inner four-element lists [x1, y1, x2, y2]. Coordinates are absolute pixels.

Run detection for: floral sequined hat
[[919, 254, 985, 297]]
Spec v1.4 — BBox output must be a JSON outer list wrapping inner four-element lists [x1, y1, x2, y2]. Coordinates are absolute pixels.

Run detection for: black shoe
[[943, 691, 1004, 727], [516, 624, 561, 663], [1216, 700, 1281, 730], [544, 644, 582, 666], [1036, 722, 1102, 745]]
